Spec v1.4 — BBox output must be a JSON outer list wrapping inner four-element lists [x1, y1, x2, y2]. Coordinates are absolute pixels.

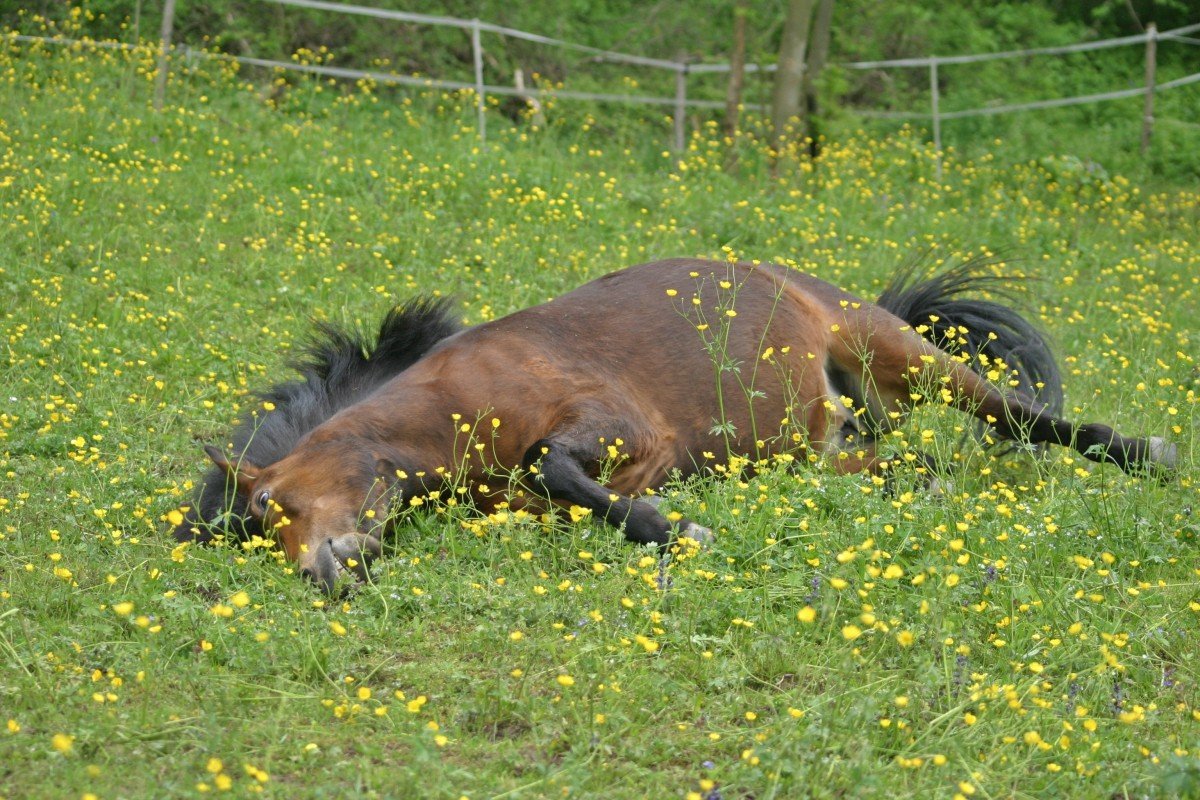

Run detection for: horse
[[177, 257, 1176, 593]]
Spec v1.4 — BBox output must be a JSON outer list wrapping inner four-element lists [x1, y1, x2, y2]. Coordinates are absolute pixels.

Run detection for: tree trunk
[[723, 0, 748, 140], [770, 0, 816, 158], [723, 0, 749, 172], [803, 0, 834, 159]]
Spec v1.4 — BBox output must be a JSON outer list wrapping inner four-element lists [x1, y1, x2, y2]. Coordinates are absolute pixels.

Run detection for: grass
[[1, 25, 1199, 800]]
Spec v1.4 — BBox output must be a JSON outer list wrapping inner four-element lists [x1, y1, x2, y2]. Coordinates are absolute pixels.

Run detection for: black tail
[[173, 297, 462, 543], [876, 255, 1064, 415]]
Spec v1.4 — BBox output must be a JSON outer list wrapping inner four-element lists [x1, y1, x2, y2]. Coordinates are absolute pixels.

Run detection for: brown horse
[[190, 258, 1176, 592]]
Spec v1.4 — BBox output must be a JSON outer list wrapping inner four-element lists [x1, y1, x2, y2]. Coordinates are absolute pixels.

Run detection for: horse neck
[[308, 380, 457, 465]]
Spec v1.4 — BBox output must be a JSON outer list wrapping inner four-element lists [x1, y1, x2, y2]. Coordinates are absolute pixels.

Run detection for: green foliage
[[4, 1, 1199, 177]]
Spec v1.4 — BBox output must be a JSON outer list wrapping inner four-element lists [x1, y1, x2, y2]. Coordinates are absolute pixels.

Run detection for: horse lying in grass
[[175, 258, 1177, 593]]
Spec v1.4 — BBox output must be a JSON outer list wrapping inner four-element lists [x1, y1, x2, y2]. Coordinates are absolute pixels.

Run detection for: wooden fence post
[[929, 58, 942, 182], [153, 0, 176, 111], [1141, 22, 1157, 155], [673, 60, 688, 153], [514, 68, 545, 126], [471, 19, 486, 143]]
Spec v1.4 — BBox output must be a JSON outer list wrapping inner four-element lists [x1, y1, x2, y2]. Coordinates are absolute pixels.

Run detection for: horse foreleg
[[521, 437, 712, 546]]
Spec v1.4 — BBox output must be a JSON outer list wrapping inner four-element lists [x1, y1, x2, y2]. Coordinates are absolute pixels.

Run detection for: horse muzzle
[[300, 532, 382, 594]]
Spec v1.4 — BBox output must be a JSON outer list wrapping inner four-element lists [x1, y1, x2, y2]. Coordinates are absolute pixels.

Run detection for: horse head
[[204, 439, 409, 593]]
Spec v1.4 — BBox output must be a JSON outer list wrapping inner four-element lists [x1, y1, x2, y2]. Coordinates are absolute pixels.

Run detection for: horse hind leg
[[828, 330, 1177, 481], [820, 354, 947, 488], [944, 361, 1177, 478]]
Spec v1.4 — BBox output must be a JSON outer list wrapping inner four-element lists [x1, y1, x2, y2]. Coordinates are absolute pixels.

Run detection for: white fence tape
[[262, 0, 684, 71], [260, 0, 1200, 73]]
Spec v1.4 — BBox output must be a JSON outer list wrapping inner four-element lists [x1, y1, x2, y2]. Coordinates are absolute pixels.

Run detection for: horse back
[[404, 260, 849, 485]]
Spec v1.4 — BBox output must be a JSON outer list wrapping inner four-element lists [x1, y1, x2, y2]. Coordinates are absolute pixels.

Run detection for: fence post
[[471, 19, 486, 143], [673, 60, 688, 153], [1141, 22, 1157, 155], [514, 68, 545, 126], [153, 0, 176, 111], [929, 58, 942, 182]]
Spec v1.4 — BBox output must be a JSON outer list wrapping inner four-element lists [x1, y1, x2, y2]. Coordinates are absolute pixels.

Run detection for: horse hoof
[[928, 476, 955, 496], [1147, 437, 1178, 472], [679, 521, 713, 545]]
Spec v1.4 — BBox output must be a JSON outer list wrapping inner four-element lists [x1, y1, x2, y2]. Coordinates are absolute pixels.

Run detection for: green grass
[[1, 31, 1198, 800]]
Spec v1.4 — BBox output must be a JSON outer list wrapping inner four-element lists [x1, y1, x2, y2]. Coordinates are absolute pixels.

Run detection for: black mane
[[173, 297, 462, 543]]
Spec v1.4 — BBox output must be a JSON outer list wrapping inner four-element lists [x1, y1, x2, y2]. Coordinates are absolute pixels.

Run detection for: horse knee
[[523, 439, 585, 496], [522, 438, 696, 547]]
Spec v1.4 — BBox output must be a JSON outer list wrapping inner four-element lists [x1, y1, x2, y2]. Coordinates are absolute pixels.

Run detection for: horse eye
[[256, 490, 272, 511]]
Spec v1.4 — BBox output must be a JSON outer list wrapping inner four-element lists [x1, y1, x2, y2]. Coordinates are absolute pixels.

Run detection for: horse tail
[[875, 256, 1064, 415]]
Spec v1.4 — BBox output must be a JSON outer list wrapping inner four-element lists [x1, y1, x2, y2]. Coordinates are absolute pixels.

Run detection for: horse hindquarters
[[827, 315, 1176, 478]]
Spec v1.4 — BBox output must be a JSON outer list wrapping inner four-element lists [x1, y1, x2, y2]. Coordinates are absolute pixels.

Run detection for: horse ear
[[205, 445, 260, 495]]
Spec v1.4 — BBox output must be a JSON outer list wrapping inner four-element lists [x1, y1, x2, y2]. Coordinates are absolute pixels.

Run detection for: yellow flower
[[797, 606, 816, 623], [556, 674, 575, 687], [842, 624, 863, 640], [51, 733, 74, 754], [112, 601, 134, 616], [635, 635, 659, 653]]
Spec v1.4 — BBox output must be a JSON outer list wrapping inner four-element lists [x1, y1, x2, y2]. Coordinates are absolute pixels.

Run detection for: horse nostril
[[300, 567, 316, 582]]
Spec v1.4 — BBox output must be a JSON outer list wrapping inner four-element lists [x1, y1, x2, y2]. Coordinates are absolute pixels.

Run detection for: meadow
[[1, 26, 1198, 800]]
